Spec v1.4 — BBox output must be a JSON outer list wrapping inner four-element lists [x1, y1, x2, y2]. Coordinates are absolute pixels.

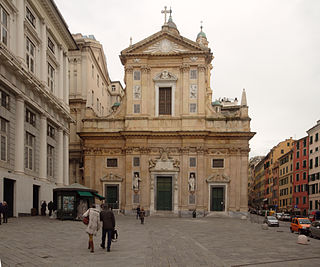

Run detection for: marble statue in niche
[[189, 172, 196, 192], [133, 172, 141, 190]]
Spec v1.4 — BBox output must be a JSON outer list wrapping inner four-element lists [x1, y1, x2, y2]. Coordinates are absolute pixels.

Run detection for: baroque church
[[79, 10, 255, 217]]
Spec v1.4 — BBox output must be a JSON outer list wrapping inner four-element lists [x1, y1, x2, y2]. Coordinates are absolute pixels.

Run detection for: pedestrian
[[100, 204, 115, 252], [136, 205, 140, 219], [83, 204, 100, 253], [48, 201, 54, 216], [41, 201, 47, 216], [0, 202, 3, 225], [139, 207, 145, 224], [2, 201, 8, 223]]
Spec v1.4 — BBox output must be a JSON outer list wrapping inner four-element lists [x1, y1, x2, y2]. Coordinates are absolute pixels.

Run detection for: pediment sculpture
[[206, 173, 230, 183], [153, 70, 178, 82], [100, 172, 123, 182], [144, 39, 187, 54]]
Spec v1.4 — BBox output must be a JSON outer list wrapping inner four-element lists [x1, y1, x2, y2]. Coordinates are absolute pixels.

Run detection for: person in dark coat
[[139, 207, 145, 224], [48, 201, 54, 216], [41, 201, 47, 216], [0, 202, 3, 225], [100, 204, 115, 252], [2, 201, 8, 223], [136, 205, 140, 220]]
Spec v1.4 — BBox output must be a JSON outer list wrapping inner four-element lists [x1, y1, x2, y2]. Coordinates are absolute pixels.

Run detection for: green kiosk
[[53, 183, 105, 220]]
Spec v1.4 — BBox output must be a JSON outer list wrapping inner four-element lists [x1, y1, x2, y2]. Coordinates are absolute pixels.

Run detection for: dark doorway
[[3, 178, 15, 217], [156, 176, 172, 210], [159, 87, 172, 115], [105, 185, 119, 209], [211, 187, 224, 211], [33, 185, 40, 215]]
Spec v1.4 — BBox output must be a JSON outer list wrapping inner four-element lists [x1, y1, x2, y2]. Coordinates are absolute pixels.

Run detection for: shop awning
[[93, 193, 105, 200], [77, 191, 93, 197]]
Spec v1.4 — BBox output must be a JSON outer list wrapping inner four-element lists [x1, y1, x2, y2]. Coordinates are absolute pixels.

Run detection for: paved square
[[0, 215, 320, 266]]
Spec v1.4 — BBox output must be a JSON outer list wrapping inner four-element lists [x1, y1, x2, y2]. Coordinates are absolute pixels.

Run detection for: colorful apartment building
[[278, 150, 293, 212], [292, 137, 309, 215]]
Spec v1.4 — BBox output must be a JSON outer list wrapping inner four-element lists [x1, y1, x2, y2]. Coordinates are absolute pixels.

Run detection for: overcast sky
[[55, 0, 320, 158]]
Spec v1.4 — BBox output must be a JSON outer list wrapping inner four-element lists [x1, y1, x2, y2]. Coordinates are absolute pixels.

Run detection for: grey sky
[[55, 0, 320, 157]]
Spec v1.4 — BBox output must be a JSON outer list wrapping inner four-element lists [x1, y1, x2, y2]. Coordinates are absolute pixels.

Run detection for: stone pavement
[[0, 214, 320, 267]]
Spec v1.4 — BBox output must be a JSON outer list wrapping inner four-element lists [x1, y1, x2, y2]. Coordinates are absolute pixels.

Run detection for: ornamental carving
[[125, 66, 133, 73], [144, 39, 187, 54], [153, 70, 178, 82], [141, 65, 151, 73], [197, 64, 206, 72], [206, 173, 230, 183], [180, 63, 190, 72], [100, 172, 123, 182], [149, 148, 180, 171], [190, 56, 198, 62]]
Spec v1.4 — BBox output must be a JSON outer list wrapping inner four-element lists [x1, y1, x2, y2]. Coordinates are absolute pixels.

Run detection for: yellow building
[[278, 150, 293, 212], [79, 10, 254, 216]]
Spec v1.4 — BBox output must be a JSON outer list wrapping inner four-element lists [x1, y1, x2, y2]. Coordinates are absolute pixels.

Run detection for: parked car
[[290, 218, 311, 235], [309, 221, 320, 238], [281, 213, 291, 221], [275, 213, 283, 220], [264, 216, 279, 227], [309, 211, 320, 222]]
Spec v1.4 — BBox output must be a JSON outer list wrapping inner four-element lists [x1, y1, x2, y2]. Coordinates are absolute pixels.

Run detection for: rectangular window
[[303, 172, 306, 180], [190, 69, 197, 79], [310, 136, 313, 145], [133, 71, 140, 80], [296, 151, 299, 159], [303, 196, 306, 205], [310, 159, 313, 169], [0, 5, 8, 46], [316, 133, 319, 142], [189, 103, 197, 113], [189, 157, 196, 167], [47, 124, 55, 138], [107, 158, 118, 167], [212, 159, 224, 168], [310, 201, 313, 210], [159, 87, 171, 115], [47, 144, 54, 177], [26, 7, 36, 27], [48, 37, 55, 54], [26, 37, 35, 73], [316, 157, 319, 168], [112, 85, 116, 91], [296, 142, 300, 150], [26, 108, 36, 127], [133, 104, 140, 114], [303, 149, 307, 156], [47, 63, 55, 92], [296, 162, 299, 170], [133, 157, 140, 167], [25, 132, 35, 170], [296, 173, 299, 182], [296, 197, 299, 205], [0, 117, 8, 161], [0, 89, 9, 109]]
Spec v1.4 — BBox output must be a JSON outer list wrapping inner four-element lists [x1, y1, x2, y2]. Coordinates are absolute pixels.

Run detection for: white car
[[264, 216, 280, 227]]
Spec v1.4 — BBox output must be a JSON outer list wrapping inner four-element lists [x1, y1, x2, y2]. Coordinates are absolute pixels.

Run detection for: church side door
[[156, 176, 172, 210], [211, 187, 224, 211], [105, 185, 119, 209]]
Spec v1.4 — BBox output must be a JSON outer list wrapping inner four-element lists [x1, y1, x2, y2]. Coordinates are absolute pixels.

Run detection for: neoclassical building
[[79, 11, 254, 216], [0, 0, 77, 216]]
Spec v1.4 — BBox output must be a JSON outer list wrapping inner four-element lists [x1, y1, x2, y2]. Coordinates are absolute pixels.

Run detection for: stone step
[[150, 211, 179, 217]]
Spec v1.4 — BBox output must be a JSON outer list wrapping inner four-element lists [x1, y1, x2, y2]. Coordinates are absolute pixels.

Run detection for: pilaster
[[58, 47, 64, 100], [63, 132, 69, 185], [14, 97, 24, 173], [39, 114, 47, 180], [16, 0, 25, 60], [56, 128, 64, 185], [40, 19, 47, 83], [197, 65, 206, 115]]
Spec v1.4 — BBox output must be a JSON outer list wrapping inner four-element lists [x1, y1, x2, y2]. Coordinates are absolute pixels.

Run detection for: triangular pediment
[[121, 31, 207, 56]]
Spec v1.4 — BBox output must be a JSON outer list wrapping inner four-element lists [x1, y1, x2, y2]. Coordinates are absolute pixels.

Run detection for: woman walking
[[83, 204, 100, 253]]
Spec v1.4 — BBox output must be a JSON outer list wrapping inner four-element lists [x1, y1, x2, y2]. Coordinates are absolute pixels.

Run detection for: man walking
[[100, 204, 115, 252]]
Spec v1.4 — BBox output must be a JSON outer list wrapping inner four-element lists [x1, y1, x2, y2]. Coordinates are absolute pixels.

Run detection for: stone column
[[58, 47, 64, 100], [14, 97, 24, 173], [16, 0, 25, 60], [197, 147, 205, 210], [125, 66, 133, 115], [197, 65, 206, 115], [39, 115, 47, 180], [181, 64, 189, 115], [63, 132, 69, 185], [40, 20, 47, 83], [56, 128, 64, 185]]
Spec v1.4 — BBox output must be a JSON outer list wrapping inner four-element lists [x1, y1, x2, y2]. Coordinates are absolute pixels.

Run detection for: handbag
[[112, 229, 118, 242], [83, 216, 89, 225]]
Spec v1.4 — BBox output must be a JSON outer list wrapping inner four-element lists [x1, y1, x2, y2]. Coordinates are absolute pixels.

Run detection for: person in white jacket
[[83, 204, 101, 253]]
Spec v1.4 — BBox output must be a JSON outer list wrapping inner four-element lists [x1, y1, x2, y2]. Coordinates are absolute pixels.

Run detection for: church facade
[[79, 12, 255, 217]]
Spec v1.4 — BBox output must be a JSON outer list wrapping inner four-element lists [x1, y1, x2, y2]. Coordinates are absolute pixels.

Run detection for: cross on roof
[[161, 6, 170, 24]]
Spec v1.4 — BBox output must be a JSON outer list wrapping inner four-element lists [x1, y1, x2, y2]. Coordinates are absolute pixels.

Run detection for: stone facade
[[68, 34, 123, 184], [79, 13, 254, 217], [0, 0, 77, 216]]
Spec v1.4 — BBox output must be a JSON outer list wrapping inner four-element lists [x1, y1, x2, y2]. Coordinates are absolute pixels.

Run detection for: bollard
[[192, 210, 196, 218]]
